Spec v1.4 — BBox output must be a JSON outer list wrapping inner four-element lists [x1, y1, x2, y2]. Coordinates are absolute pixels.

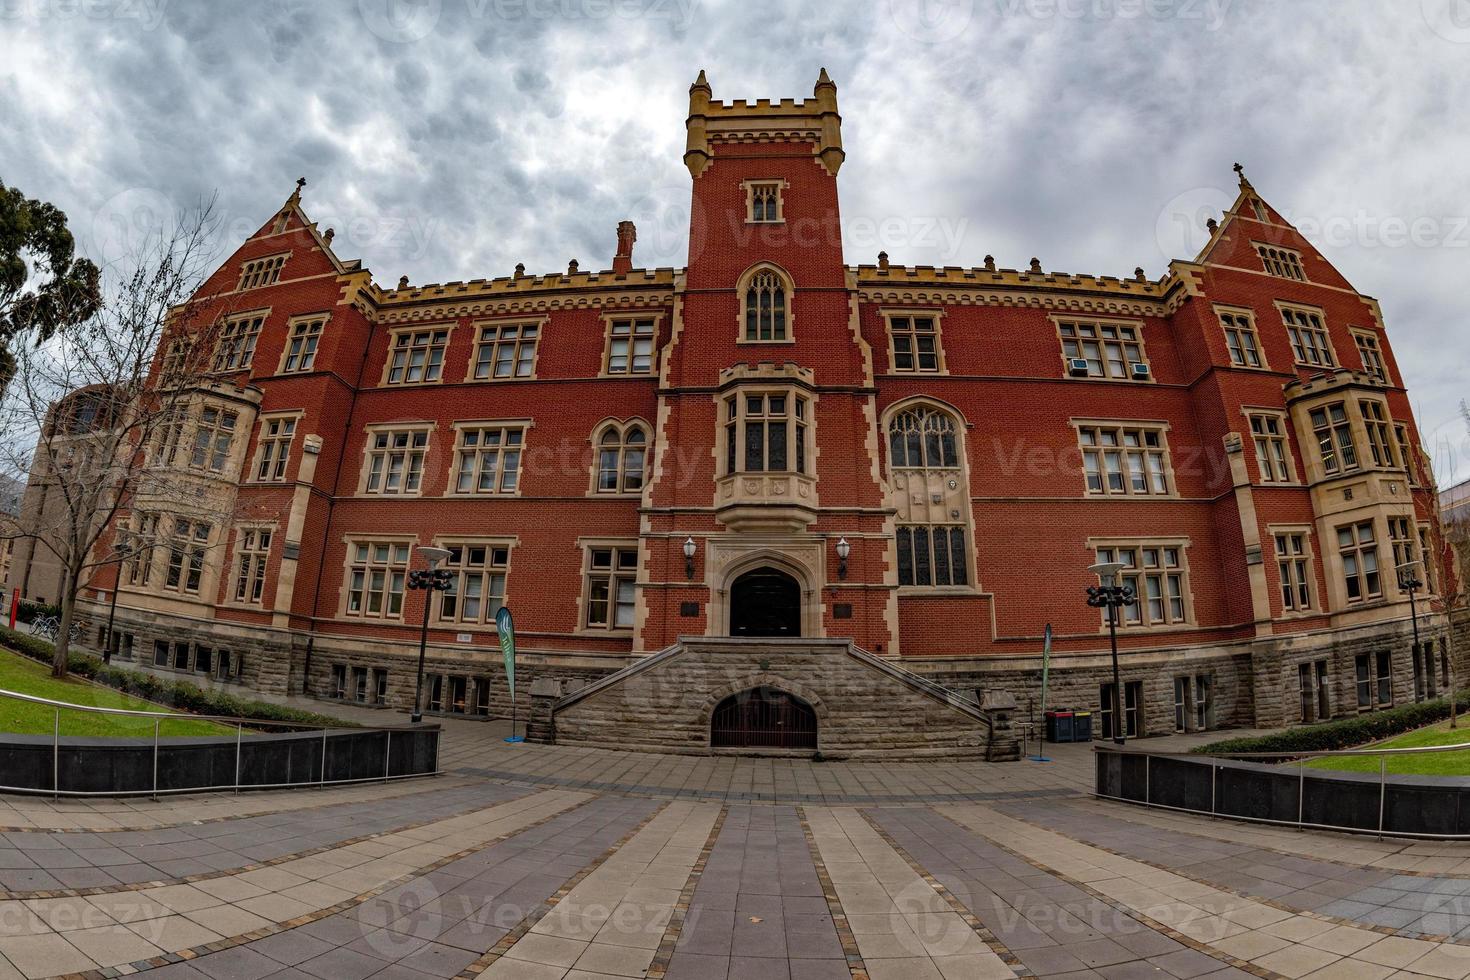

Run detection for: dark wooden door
[[710, 687, 818, 749], [730, 568, 800, 637]]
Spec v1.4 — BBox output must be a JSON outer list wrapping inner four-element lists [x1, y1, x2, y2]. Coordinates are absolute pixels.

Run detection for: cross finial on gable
[[1232, 162, 1252, 190]]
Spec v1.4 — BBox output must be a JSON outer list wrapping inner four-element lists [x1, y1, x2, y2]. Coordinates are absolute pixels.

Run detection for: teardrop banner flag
[[495, 607, 523, 743]]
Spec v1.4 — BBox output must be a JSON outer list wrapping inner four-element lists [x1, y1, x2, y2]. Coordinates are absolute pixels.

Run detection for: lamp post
[[103, 540, 138, 665], [408, 546, 453, 724], [1087, 561, 1136, 745], [683, 536, 697, 580], [835, 537, 850, 580], [1397, 560, 1424, 699]]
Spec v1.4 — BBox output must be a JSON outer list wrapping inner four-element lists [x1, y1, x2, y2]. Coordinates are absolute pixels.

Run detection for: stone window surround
[[880, 307, 948, 375], [717, 384, 815, 479], [212, 308, 270, 374], [356, 422, 435, 497], [235, 252, 290, 292], [445, 419, 531, 498], [427, 535, 517, 629], [699, 537, 829, 641], [881, 397, 979, 597], [226, 522, 278, 608], [336, 535, 416, 622], [735, 262, 796, 345], [1050, 314, 1153, 383], [248, 410, 304, 484], [575, 537, 640, 635], [1253, 241, 1308, 281], [741, 177, 789, 224], [1069, 417, 1177, 499], [1086, 535, 1195, 632], [1268, 523, 1318, 618], [1275, 301, 1338, 368], [465, 316, 545, 383], [1213, 303, 1270, 371], [1350, 327, 1389, 384], [1241, 406, 1299, 486], [598, 311, 661, 377], [1288, 384, 1409, 488], [380, 323, 455, 387], [276, 311, 330, 375], [587, 417, 651, 497]]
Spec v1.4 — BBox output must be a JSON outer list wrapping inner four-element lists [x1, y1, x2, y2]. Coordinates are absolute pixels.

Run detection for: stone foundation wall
[[550, 638, 999, 760]]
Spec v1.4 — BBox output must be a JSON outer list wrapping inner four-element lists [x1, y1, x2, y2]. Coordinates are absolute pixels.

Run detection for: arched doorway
[[730, 567, 801, 637], [710, 687, 818, 749]]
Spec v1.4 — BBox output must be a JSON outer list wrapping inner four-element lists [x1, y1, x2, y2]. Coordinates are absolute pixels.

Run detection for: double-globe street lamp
[[1087, 561, 1137, 745], [408, 546, 453, 724]]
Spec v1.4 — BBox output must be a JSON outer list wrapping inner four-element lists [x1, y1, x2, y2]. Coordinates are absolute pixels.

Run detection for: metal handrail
[[0, 686, 440, 799], [1093, 740, 1470, 841]]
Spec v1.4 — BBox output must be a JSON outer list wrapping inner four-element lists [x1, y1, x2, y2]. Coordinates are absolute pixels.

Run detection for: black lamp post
[[1397, 560, 1424, 699], [103, 540, 139, 665], [408, 546, 453, 724], [1087, 561, 1136, 745], [835, 537, 850, 580]]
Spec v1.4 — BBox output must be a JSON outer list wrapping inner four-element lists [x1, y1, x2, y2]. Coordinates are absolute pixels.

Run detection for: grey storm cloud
[[1, 0, 1468, 481]]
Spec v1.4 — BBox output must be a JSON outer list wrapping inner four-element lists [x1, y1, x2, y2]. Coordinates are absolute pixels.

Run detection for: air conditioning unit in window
[[1130, 363, 1151, 380], [1067, 357, 1091, 377]]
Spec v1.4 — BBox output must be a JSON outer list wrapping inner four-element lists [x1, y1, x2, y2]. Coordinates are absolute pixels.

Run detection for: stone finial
[[1028, 257, 1042, 273], [1206, 217, 1218, 233], [567, 259, 579, 275], [1134, 266, 1146, 281], [984, 255, 996, 272], [815, 66, 834, 90], [322, 227, 335, 245], [397, 275, 409, 290], [287, 176, 306, 207], [1233, 161, 1252, 189], [877, 251, 889, 270], [514, 263, 525, 278], [691, 68, 710, 93]]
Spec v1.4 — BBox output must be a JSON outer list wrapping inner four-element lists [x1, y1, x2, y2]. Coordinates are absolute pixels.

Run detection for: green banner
[[1039, 623, 1052, 720], [495, 606, 516, 700]]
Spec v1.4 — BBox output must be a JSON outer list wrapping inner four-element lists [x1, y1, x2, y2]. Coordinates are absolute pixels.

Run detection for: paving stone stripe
[[0, 782, 535, 900], [805, 806, 1017, 978], [645, 804, 727, 979], [856, 808, 1029, 977], [797, 805, 870, 980], [0, 789, 595, 979], [999, 799, 1470, 944], [479, 800, 722, 979], [943, 803, 1461, 980]]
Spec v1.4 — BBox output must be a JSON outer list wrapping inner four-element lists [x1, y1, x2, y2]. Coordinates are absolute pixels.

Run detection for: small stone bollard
[[526, 677, 563, 743]]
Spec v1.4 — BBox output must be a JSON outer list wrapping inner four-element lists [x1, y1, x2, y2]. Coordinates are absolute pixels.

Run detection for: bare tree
[[0, 200, 245, 677]]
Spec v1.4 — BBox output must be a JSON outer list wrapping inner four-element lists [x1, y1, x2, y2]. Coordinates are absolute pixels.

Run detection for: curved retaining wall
[[0, 726, 440, 796], [1096, 746, 1470, 838]]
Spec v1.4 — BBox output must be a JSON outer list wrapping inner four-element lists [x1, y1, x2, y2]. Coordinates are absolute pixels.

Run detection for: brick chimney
[[612, 220, 636, 274]]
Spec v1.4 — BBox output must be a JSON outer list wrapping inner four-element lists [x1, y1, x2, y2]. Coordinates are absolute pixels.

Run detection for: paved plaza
[[4, 712, 1470, 978]]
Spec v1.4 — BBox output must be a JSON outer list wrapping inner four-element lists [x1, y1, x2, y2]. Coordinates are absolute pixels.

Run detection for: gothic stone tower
[[638, 69, 899, 655]]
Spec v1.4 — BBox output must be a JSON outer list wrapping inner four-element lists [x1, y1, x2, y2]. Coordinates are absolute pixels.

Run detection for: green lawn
[[0, 649, 232, 737], [1306, 716, 1470, 776]]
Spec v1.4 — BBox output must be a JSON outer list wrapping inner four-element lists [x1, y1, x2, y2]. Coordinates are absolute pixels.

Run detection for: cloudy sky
[[2, 0, 1467, 482]]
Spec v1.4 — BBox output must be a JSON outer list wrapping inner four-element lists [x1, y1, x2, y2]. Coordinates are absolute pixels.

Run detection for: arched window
[[886, 405, 969, 588], [888, 406, 958, 469], [595, 423, 647, 493], [742, 267, 789, 342]]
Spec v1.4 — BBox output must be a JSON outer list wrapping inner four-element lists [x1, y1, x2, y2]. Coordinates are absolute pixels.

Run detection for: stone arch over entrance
[[700, 673, 828, 751], [730, 567, 801, 637], [709, 550, 824, 638]]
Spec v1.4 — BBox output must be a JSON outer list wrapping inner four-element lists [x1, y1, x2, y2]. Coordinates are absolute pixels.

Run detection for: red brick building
[[18, 69, 1458, 743]]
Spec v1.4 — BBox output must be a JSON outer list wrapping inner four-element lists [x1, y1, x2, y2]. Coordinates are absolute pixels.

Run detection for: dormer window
[[745, 181, 784, 223], [237, 254, 287, 291], [738, 264, 793, 343]]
